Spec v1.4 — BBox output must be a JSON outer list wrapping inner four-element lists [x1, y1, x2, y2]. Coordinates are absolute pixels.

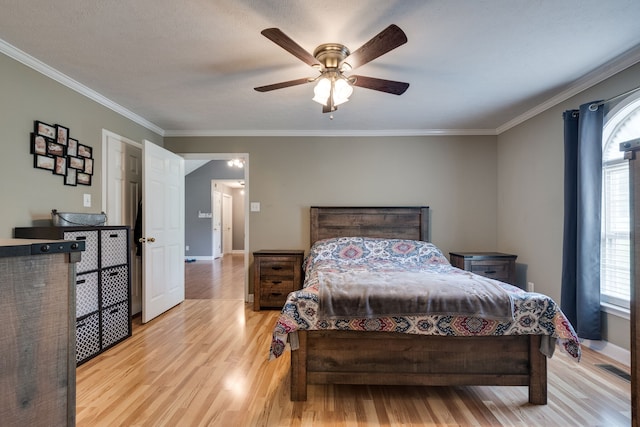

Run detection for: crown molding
[[3, 36, 639, 139], [0, 39, 164, 136], [496, 44, 640, 134], [163, 128, 497, 138]]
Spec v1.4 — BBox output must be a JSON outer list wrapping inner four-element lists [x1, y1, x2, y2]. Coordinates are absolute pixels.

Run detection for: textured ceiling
[[1, 0, 640, 136]]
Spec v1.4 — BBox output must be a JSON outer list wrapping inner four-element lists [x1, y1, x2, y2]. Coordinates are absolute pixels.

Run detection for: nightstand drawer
[[449, 251, 518, 286], [260, 278, 295, 293], [260, 260, 296, 278], [468, 260, 511, 280], [260, 290, 292, 307]]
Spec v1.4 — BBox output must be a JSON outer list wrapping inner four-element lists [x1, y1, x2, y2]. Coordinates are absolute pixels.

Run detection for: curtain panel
[[561, 101, 604, 340]]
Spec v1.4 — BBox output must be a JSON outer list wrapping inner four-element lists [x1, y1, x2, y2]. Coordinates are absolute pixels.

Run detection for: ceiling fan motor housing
[[313, 43, 351, 71]]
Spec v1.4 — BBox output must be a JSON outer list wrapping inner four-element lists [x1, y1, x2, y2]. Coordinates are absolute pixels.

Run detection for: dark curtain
[[561, 101, 604, 339]]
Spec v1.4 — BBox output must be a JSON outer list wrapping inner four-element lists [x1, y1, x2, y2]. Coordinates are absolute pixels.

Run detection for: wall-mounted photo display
[[31, 120, 93, 186]]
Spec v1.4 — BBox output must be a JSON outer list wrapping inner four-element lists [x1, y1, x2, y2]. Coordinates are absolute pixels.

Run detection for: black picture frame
[[65, 168, 77, 186], [77, 172, 92, 186], [34, 154, 55, 171], [53, 156, 67, 176], [78, 144, 92, 158], [55, 124, 69, 146], [83, 158, 94, 175], [47, 141, 65, 157], [34, 121, 56, 139], [31, 133, 49, 155], [67, 137, 78, 157], [68, 156, 85, 170]]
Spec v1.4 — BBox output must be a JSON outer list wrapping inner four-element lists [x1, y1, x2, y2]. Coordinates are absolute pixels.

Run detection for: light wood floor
[[77, 254, 631, 426]]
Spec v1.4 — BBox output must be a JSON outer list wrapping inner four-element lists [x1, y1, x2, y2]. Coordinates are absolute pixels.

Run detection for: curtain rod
[[589, 86, 640, 111]]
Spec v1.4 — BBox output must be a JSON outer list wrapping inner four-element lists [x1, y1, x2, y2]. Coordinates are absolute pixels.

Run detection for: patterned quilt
[[269, 237, 581, 361]]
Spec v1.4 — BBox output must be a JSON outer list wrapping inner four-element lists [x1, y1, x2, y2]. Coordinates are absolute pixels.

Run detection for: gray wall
[[184, 160, 245, 256], [165, 135, 500, 291], [497, 61, 640, 351], [0, 52, 162, 238]]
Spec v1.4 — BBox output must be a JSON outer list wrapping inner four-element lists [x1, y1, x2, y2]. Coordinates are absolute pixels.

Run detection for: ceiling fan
[[254, 25, 409, 114]]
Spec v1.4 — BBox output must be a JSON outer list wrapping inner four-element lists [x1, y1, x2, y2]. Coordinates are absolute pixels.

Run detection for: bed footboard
[[290, 330, 546, 404]]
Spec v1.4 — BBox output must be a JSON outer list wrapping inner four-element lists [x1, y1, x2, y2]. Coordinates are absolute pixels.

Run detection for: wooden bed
[[290, 206, 546, 404]]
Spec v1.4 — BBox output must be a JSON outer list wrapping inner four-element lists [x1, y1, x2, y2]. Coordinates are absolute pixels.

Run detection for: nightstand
[[449, 252, 518, 286], [253, 250, 304, 310]]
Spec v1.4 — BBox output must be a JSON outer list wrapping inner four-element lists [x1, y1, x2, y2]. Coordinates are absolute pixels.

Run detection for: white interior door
[[212, 190, 222, 259], [142, 140, 185, 323], [222, 193, 233, 254]]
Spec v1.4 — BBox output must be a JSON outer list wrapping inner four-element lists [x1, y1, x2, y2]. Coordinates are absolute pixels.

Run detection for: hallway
[[185, 254, 245, 300]]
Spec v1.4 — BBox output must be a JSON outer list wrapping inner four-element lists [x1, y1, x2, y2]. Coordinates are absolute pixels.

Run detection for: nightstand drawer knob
[[271, 280, 282, 285], [271, 266, 283, 270], [484, 270, 497, 274], [270, 292, 283, 297]]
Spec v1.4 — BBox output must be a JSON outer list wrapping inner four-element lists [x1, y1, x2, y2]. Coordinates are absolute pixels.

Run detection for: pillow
[[304, 237, 449, 271]]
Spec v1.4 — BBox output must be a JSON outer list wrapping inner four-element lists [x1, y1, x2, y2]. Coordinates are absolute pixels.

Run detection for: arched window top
[[603, 95, 640, 163]]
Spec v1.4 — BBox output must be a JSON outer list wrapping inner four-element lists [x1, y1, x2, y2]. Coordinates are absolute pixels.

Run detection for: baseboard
[[184, 256, 214, 261], [581, 339, 630, 367]]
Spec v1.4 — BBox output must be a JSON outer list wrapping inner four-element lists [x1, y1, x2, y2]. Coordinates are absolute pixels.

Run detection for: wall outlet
[[527, 281, 535, 292], [83, 193, 91, 207], [185, 245, 189, 251]]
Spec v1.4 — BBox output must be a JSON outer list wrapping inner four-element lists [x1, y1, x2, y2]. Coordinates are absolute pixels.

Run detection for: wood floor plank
[[76, 254, 631, 426]]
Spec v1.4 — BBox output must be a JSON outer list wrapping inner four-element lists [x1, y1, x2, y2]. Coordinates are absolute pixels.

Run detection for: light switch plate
[[83, 193, 91, 207], [250, 202, 260, 212]]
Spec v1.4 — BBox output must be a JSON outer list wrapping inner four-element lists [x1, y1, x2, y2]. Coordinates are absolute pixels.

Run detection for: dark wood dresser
[[449, 251, 518, 286], [253, 250, 304, 310], [0, 238, 84, 426]]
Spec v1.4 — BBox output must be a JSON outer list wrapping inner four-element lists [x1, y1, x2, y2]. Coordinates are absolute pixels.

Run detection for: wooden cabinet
[[0, 238, 84, 426], [253, 250, 304, 310], [14, 226, 132, 364], [449, 252, 518, 286]]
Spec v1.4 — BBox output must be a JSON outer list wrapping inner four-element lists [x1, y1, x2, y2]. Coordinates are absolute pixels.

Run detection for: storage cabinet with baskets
[[14, 226, 132, 364]]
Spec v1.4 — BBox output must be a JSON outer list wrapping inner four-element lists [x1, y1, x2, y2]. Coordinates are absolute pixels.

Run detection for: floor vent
[[596, 364, 631, 382]]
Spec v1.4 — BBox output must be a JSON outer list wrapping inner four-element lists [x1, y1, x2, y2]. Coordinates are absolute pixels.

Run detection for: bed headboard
[[310, 206, 430, 244]]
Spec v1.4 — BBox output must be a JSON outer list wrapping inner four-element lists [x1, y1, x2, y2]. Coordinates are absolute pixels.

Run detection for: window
[[601, 96, 640, 309]]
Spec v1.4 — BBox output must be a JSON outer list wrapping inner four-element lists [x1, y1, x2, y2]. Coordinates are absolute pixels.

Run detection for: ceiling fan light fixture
[[333, 77, 353, 106], [312, 74, 353, 107], [312, 76, 331, 105]]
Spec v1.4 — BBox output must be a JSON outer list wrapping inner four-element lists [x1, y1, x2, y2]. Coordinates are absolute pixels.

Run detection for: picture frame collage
[[31, 120, 93, 186]]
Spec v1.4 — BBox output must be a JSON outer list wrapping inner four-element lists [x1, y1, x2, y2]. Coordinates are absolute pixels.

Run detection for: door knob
[[138, 237, 156, 243]]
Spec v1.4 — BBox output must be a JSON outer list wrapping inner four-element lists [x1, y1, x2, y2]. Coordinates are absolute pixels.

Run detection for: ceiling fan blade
[[261, 28, 320, 67], [342, 25, 407, 70], [351, 75, 409, 95], [254, 77, 311, 92]]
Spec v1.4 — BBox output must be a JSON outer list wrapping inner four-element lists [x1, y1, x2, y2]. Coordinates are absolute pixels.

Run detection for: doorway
[[182, 153, 250, 302], [102, 132, 186, 321]]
